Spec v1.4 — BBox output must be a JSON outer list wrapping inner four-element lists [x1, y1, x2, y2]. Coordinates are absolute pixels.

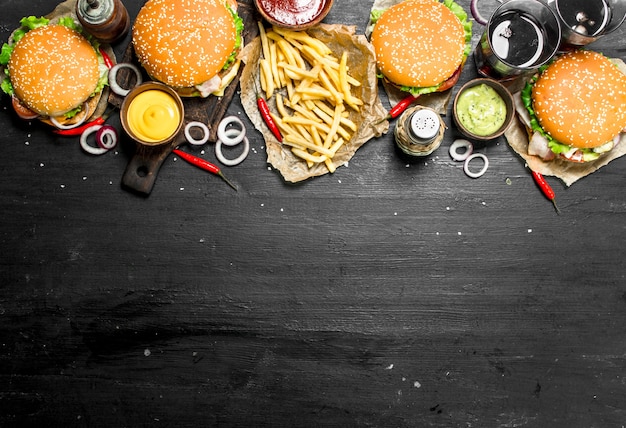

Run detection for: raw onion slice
[[470, 0, 488, 26], [80, 124, 109, 155], [463, 153, 489, 178], [184, 121, 210, 146], [217, 116, 246, 146], [96, 125, 118, 150], [449, 139, 473, 161], [50, 102, 90, 130], [109, 63, 143, 97], [216, 135, 250, 166]]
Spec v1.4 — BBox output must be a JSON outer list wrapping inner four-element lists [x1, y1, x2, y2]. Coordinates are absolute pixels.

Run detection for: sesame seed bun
[[8, 25, 100, 117], [371, 0, 466, 89], [132, 0, 238, 91], [532, 50, 626, 149]]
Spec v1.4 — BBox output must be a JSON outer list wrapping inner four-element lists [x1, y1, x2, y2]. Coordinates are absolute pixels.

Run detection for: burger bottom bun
[[39, 88, 108, 128]]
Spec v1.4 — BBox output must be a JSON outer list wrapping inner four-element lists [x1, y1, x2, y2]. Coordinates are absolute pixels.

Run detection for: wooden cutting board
[[108, 0, 259, 195]]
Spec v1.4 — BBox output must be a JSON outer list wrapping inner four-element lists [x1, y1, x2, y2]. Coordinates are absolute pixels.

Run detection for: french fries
[[257, 24, 363, 173]]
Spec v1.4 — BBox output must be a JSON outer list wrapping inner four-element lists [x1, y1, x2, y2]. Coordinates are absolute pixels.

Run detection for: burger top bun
[[132, 0, 237, 89], [532, 50, 626, 149], [371, 0, 466, 88], [8, 25, 100, 117]]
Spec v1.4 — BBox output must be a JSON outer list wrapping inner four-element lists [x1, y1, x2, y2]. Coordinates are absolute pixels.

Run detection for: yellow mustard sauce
[[456, 84, 507, 136], [127, 90, 181, 143]]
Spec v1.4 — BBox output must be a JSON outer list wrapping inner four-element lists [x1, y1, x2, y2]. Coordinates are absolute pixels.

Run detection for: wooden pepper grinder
[[76, 0, 130, 44]]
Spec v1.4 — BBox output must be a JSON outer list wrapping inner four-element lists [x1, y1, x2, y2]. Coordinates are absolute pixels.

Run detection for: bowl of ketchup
[[254, 0, 334, 29]]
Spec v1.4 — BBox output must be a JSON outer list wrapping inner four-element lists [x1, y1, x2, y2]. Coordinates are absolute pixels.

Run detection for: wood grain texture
[[1, 0, 626, 427]]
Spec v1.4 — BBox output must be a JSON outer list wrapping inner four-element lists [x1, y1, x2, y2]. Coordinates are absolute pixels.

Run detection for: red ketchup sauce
[[258, 0, 326, 26]]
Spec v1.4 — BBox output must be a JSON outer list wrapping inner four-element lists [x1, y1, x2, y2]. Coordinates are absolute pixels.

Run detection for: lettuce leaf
[[223, 5, 244, 71]]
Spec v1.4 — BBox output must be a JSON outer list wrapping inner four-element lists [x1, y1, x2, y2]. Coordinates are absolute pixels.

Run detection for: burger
[[131, 0, 244, 98], [521, 50, 626, 163], [0, 16, 109, 127], [370, 0, 472, 96]]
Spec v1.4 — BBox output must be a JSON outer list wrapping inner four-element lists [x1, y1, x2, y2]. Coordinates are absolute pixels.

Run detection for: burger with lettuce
[[370, 0, 472, 96], [131, 0, 244, 98], [1, 15, 110, 128], [520, 50, 626, 163]]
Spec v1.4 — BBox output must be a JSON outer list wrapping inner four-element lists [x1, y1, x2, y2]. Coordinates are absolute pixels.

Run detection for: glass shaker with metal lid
[[394, 106, 445, 157], [76, 0, 130, 44]]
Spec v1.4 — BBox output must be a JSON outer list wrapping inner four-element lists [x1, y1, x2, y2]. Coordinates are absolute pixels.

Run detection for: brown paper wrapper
[[240, 24, 389, 183], [505, 58, 626, 187]]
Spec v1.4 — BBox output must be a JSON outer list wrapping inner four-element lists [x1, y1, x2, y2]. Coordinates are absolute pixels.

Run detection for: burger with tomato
[[0, 15, 110, 128], [370, 0, 472, 96], [521, 50, 626, 163], [131, 0, 244, 98]]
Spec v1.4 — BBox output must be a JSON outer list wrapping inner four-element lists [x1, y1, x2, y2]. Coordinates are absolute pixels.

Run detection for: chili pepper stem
[[374, 115, 391, 126], [217, 171, 238, 191], [375, 94, 419, 125]]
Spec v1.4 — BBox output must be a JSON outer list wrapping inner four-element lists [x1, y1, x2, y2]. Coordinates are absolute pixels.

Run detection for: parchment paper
[[240, 24, 388, 183], [504, 58, 626, 187], [365, 0, 457, 114]]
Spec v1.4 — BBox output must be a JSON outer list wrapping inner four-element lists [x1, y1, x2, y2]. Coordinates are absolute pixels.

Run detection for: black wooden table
[[2, 0, 626, 426]]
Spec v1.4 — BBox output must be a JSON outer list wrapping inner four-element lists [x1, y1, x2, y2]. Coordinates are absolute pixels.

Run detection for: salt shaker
[[394, 106, 445, 157]]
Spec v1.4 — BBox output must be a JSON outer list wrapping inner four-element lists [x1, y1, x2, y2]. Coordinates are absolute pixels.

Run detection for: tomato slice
[[437, 65, 463, 93], [12, 96, 39, 120]]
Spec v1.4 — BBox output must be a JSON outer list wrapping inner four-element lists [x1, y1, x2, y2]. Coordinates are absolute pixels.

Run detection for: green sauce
[[456, 84, 507, 136]]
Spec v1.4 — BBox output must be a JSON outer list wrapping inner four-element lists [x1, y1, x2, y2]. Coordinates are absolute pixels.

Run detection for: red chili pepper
[[173, 149, 238, 191], [53, 116, 106, 136], [376, 94, 419, 124], [531, 170, 560, 214], [253, 80, 282, 142], [53, 108, 114, 136], [99, 46, 114, 69]]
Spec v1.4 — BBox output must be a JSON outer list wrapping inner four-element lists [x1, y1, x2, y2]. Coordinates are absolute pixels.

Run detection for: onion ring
[[470, 0, 488, 26], [50, 102, 90, 130], [109, 63, 143, 97], [96, 125, 118, 150], [215, 136, 249, 166], [80, 124, 109, 155], [463, 153, 489, 178], [450, 139, 474, 162], [184, 121, 210, 146], [217, 115, 246, 146]]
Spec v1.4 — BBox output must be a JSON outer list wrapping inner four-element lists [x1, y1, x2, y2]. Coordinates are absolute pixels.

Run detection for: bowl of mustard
[[120, 82, 184, 147], [453, 78, 514, 141]]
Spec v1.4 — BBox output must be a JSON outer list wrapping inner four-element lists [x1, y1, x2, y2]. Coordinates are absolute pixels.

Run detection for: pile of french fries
[[257, 23, 364, 173]]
